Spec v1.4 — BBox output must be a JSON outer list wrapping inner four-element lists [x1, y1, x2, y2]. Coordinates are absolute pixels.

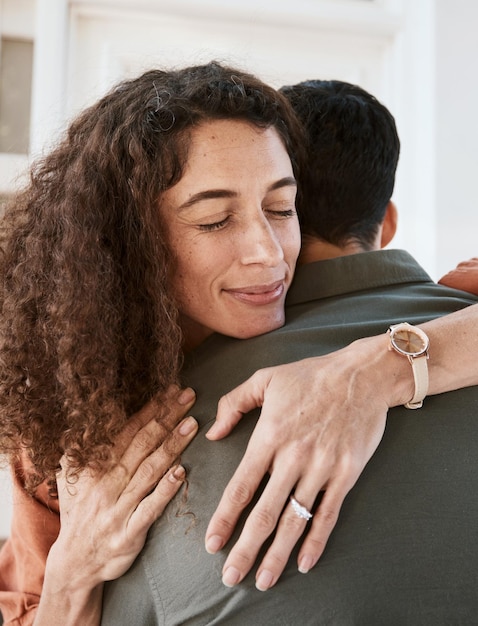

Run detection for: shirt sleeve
[[0, 457, 60, 626]]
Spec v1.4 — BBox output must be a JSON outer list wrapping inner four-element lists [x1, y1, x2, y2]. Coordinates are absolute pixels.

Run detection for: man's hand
[[205, 336, 410, 591], [438, 258, 478, 295]]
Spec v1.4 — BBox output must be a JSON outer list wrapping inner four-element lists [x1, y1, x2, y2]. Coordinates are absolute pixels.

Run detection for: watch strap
[[405, 353, 429, 409], [388, 322, 430, 409]]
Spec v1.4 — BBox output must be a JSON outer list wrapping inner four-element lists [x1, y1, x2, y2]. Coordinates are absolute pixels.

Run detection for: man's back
[[102, 250, 478, 626]]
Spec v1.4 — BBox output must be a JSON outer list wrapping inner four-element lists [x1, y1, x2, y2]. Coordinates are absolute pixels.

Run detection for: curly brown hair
[[0, 60, 305, 492]]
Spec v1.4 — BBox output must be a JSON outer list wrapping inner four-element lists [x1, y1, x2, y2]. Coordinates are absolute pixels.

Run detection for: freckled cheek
[[282, 228, 301, 270], [174, 236, 236, 301], [170, 248, 196, 305], [175, 257, 220, 306]]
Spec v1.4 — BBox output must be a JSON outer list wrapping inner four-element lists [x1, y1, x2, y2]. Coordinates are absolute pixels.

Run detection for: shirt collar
[[286, 249, 432, 306]]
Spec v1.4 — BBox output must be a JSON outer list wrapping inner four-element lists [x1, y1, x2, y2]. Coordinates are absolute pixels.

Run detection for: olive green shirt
[[102, 250, 478, 625]]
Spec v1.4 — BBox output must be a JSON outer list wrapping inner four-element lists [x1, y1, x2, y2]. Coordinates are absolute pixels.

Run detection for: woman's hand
[[438, 258, 478, 295], [205, 336, 413, 591], [35, 385, 197, 626]]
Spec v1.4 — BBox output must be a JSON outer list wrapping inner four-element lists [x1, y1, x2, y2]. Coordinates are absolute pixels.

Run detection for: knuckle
[[250, 507, 276, 535], [226, 480, 253, 508], [154, 405, 177, 428], [304, 534, 327, 557], [264, 549, 288, 571], [107, 528, 127, 553], [283, 511, 308, 532], [339, 452, 364, 479], [137, 496, 159, 523], [213, 515, 236, 535], [139, 421, 170, 450], [163, 384, 180, 401], [113, 461, 129, 487], [136, 459, 157, 484], [132, 428, 153, 451], [154, 421, 171, 442], [229, 547, 255, 569], [216, 393, 231, 414], [159, 433, 185, 459], [316, 504, 339, 529], [251, 367, 268, 382]]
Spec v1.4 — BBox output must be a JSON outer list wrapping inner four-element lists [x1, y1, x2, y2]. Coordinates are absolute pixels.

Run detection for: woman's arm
[[205, 304, 478, 591], [0, 386, 197, 626]]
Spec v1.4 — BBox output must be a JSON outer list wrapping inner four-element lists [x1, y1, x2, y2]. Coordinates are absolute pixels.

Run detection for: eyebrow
[[177, 176, 297, 211]]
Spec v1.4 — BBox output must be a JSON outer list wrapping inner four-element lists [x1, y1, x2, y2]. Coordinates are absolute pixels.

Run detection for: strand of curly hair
[[0, 72, 186, 492], [0, 61, 305, 494]]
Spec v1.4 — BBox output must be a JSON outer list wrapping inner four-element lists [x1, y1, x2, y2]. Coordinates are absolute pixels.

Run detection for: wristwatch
[[388, 322, 430, 409]]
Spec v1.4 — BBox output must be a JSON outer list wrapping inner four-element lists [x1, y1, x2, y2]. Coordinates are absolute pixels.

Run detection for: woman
[[0, 60, 305, 625], [0, 61, 477, 625]]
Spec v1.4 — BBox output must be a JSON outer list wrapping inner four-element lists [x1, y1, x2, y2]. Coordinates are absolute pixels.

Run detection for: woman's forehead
[[159, 120, 295, 213], [183, 119, 292, 176]]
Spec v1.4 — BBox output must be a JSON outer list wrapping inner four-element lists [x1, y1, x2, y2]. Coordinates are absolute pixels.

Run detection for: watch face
[[393, 329, 426, 355]]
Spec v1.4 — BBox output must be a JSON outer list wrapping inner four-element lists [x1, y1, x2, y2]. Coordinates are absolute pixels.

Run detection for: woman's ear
[[380, 200, 398, 248]]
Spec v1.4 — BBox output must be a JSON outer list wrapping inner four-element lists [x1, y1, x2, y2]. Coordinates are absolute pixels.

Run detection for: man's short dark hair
[[280, 80, 400, 249]]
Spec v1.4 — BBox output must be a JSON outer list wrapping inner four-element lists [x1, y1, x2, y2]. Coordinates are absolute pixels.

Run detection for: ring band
[[290, 495, 313, 520]]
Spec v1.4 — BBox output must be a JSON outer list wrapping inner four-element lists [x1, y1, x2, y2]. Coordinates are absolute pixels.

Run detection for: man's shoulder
[[287, 248, 478, 311]]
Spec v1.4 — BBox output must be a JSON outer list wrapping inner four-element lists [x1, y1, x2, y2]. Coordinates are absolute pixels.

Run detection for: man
[[101, 81, 478, 624]]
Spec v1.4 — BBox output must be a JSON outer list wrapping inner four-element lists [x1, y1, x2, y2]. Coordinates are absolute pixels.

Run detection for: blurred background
[[0, 0, 477, 536]]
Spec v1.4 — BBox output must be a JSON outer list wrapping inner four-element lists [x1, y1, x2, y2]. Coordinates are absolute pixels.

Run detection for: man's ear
[[380, 200, 398, 248]]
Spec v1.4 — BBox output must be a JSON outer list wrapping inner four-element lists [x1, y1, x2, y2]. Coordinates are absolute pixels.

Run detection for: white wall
[[31, 0, 438, 276], [0, 469, 12, 537], [435, 0, 478, 279]]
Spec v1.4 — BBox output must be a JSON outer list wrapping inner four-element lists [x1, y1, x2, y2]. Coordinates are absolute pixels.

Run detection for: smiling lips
[[224, 280, 285, 305]]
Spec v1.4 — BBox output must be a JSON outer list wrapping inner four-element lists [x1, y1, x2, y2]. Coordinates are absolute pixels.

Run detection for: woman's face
[[160, 119, 301, 350]]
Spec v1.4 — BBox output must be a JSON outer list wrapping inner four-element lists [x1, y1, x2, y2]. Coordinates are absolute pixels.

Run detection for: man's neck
[[298, 235, 369, 265]]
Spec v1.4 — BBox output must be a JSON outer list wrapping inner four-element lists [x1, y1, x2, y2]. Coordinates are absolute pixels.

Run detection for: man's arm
[[205, 304, 478, 591]]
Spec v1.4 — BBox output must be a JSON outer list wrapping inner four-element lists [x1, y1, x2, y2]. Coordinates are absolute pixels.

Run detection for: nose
[[240, 213, 284, 267]]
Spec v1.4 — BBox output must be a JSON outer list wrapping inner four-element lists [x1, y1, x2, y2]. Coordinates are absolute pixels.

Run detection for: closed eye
[[266, 208, 297, 219], [198, 216, 230, 232]]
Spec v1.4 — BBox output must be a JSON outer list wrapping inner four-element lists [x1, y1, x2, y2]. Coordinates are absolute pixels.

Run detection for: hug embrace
[[1, 61, 477, 625]]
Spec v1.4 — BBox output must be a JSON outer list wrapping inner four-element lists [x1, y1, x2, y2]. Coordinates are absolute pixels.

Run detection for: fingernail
[[298, 555, 314, 574], [178, 387, 196, 405], [205, 534, 223, 554], [179, 416, 197, 436], [256, 569, 274, 591], [169, 465, 185, 482], [222, 566, 241, 588]]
